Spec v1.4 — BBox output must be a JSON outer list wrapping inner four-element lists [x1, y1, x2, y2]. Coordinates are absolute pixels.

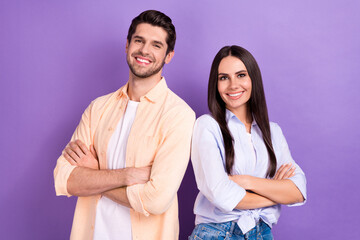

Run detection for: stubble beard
[[127, 53, 166, 79]]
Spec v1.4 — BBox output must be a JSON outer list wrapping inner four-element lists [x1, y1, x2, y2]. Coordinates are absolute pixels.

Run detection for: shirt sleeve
[[126, 107, 196, 215], [53, 101, 94, 197], [191, 115, 246, 213], [272, 123, 307, 206]]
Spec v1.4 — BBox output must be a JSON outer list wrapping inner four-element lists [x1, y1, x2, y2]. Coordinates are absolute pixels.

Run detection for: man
[[54, 10, 195, 240]]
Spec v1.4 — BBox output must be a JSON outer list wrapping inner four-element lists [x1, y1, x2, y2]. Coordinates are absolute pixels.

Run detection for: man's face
[[126, 23, 174, 79]]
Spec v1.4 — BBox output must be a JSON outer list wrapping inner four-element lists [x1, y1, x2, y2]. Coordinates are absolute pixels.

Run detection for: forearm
[[67, 167, 128, 196], [247, 177, 304, 205], [235, 191, 277, 210], [102, 187, 131, 208]]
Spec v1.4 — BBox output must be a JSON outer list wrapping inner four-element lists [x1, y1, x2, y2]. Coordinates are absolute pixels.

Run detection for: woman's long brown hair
[[208, 45, 277, 177]]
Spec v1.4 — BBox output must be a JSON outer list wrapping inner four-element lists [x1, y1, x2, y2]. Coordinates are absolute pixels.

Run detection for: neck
[[127, 72, 162, 101], [231, 106, 253, 132]]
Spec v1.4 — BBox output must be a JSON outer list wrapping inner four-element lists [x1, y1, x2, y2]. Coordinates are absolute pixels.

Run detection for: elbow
[[198, 184, 240, 213], [203, 191, 234, 213], [66, 182, 80, 197], [146, 207, 167, 216], [66, 185, 79, 197], [143, 195, 174, 215], [281, 193, 305, 205], [213, 200, 234, 213], [294, 194, 305, 204]]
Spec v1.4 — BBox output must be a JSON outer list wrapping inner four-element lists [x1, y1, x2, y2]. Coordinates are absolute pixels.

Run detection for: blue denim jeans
[[188, 220, 273, 240]]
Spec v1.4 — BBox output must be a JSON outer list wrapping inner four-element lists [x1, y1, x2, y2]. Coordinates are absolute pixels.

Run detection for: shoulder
[[162, 89, 195, 120], [192, 115, 224, 145], [269, 122, 282, 134], [196, 114, 218, 126], [87, 87, 123, 113], [166, 89, 194, 114], [269, 121, 287, 146], [195, 114, 221, 133]]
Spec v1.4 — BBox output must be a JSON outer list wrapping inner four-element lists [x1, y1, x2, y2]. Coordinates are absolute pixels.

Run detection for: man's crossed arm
[[63, 140, 151, 208]]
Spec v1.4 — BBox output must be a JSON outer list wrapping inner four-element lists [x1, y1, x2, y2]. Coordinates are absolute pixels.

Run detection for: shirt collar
[[225, 109, 258, 127], [118, 77, 168, 103]]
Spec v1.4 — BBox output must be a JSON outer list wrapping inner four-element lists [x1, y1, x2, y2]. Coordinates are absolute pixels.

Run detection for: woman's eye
[[219, 76, 227, 80], [238, 73, 246, 78]]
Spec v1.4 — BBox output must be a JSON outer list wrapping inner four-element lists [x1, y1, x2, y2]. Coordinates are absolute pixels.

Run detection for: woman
[[189, 45, 307, 240]]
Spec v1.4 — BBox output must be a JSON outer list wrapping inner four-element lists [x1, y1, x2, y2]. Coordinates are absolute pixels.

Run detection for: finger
[[69, 141, 85, 158], [90, 145, 98, 159], [274, 164, 286, 180], [65, 146, 80, 162], [75, 140, 91, 156], [277, 163, 292, 180], [63, 152, 78, 166], [277, 163, 292, 179], [283, 166, 296, 179]]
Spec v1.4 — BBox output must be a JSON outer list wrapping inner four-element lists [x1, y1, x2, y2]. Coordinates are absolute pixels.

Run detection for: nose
[[229, 78, 239, 90], [139, 43, 150, 55]]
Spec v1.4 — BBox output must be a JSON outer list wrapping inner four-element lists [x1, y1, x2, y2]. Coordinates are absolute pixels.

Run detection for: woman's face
[[217, 56, 252, 115]]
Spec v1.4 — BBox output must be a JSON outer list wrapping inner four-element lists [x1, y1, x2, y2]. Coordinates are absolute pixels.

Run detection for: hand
[[63, 140, 99, 170], [125, 166, 152, 186], [273, 163, 295, 180]]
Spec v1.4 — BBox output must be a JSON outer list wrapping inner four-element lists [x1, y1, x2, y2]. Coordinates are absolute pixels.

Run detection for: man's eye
[[134, 39, 142, 43], [154, 44, 161, 49]]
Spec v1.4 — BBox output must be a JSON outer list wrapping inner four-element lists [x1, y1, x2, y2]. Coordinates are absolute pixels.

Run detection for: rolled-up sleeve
[[53, 101, 94, 197], [272, 123, 307, 206], [191, 116, 246, 213], [127, 107, 195, 215]]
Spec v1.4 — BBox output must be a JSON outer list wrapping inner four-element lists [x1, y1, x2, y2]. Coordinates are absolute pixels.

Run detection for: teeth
[[136, 57, 150, 63], [228, 92, 242, 97]]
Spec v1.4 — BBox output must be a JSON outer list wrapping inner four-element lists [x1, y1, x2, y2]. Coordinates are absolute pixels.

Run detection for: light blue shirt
[[191, 110, 307, 234]]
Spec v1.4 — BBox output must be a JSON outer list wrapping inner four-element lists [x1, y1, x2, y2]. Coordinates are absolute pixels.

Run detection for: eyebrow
[[133, 36, 164, 46], [153, 40, 164, 46], [133, 35, 144, 40], [218, 70, 247, 75]]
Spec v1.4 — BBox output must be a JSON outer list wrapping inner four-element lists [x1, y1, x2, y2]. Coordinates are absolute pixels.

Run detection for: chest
[[225, 125, 270, 177], [93, 99, 166, 169]]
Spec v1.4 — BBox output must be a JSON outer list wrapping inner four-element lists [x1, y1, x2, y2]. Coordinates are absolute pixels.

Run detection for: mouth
[[134, 55, 152, 65], [226, 91, 244, 100]]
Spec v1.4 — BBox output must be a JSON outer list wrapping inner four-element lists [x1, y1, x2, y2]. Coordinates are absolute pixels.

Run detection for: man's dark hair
[[127, 10, 176, 54]]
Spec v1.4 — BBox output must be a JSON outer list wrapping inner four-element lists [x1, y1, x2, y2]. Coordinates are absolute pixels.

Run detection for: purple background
[[1, 0, 359, 239]]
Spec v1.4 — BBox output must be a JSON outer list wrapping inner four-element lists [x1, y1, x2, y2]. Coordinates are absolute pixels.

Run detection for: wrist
[[115, 168, 130, 186]]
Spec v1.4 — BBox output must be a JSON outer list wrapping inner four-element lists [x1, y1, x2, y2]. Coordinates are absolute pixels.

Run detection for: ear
[[164, 50, 175, 64], [125, 40, 129, 54]]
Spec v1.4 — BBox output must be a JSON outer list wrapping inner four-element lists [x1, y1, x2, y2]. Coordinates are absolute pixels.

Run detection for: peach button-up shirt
[[54, 78, 195, 240]]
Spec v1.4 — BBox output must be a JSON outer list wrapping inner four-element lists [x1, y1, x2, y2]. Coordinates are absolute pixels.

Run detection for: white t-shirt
[[93, 100, 139, 240]]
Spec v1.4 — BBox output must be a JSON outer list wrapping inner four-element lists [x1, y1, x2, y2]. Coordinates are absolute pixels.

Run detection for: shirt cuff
[[127, 184, 150, 216], [54, 163, 77, 197]]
